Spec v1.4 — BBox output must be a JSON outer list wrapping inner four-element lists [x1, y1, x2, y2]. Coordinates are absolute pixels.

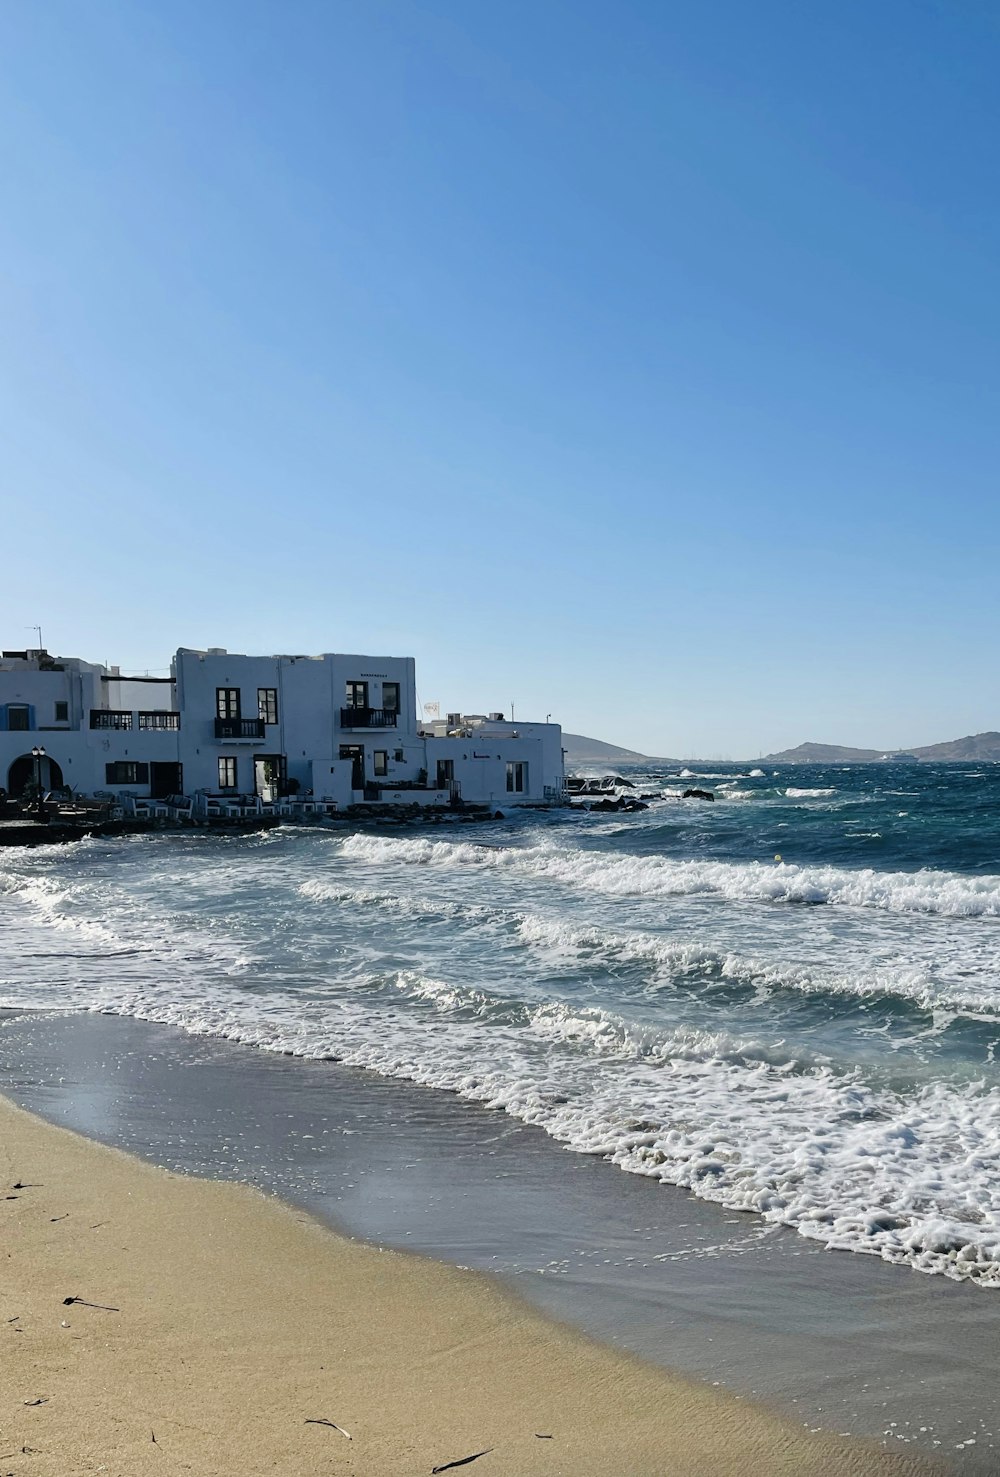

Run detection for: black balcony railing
[[214, 717, 266, 739], [138, 711, 180, 731], [339, 706, 399, 729], [90, 710, 133, 730]]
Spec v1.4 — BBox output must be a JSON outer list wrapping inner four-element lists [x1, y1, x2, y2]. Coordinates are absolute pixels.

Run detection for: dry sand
[[0, 1093, 941, 1477]]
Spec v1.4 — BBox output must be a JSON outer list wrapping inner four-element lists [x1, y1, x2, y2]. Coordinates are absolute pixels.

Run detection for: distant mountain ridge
[[763, 732, 1000, 763], [563, 731, 1000, 765]]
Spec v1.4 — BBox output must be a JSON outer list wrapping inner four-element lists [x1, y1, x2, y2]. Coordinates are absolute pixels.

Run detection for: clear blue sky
[[2, 0, 998, 757]]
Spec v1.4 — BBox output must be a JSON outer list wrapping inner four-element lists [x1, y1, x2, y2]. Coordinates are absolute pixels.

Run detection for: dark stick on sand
[[431, 1450, 493, 1473], [304, 1418, 352, 1439], [62, 1296, 119, 1312]]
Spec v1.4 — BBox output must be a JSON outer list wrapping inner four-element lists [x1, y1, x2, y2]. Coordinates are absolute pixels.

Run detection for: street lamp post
[[31, 745, 46, 824]]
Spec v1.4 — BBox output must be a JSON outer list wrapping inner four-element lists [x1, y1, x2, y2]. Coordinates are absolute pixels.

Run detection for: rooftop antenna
[[26, 624, 43, 650]]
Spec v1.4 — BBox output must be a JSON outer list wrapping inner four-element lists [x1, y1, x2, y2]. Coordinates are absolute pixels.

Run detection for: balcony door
[[216, 688, 241, 720]]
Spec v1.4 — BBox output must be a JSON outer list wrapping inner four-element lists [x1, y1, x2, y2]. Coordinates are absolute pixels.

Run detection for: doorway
[[7, 753, 64, 797], [150, 762, 183, 799], [254, 754, 287, 801], [339, 745, 365, 790]]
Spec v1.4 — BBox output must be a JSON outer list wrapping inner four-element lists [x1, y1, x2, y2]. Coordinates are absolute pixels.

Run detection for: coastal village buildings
[[0, 646, 565, 812]]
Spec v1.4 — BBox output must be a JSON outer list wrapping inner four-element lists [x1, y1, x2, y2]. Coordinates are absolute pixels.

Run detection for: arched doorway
[[7, 753, 64, 797]]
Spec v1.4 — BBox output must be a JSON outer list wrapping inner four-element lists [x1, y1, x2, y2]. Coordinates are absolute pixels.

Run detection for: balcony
[[339, 706, 399, 729], [91, 710, 133, 730], [214, 717, 266, 740], [138, 711, 180, 731]]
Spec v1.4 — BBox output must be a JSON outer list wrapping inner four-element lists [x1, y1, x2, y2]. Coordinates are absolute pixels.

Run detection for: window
[[382, 681, 400, 713], [394, 749, 404, 763], [345, 680, 368, 710], [218, 757, 238, 789], [506, 761, 527, 793], [436, 758, 454, 787], [7, 706, 30, 731], [54, 701, 68, 723], [216, 687, 241, 720], [374, 750, 388, 777], [105, 762, 149, 785], [258, 688, 278, 725]]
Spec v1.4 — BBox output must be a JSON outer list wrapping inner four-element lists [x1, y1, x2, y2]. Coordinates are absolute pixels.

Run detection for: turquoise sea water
[[3, 761, 1000, 1285]]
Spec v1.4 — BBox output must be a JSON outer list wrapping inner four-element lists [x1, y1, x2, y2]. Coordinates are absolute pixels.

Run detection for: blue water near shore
[[3, 761, 1000, 1286]]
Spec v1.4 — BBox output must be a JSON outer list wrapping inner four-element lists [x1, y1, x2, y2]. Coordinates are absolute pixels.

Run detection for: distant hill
[[763, 742, 885, 763], [911, 732, 1000, 762], [564, 731, 1000, 767], [562, 732, 650, 764], [764, 732, 1000, 764]]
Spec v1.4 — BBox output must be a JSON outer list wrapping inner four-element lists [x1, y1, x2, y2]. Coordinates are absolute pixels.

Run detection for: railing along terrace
[[339, 706, 399, 728], [90, 710, 133, 730], [214, 717, 266, 739], [138, 711, 181, 730]]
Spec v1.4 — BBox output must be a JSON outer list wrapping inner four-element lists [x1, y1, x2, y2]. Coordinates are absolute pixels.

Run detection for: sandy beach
[[0, 1092, 941, 1477]]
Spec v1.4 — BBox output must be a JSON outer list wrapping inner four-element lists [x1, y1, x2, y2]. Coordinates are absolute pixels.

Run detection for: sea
[[2, 760, 1000, 1290]]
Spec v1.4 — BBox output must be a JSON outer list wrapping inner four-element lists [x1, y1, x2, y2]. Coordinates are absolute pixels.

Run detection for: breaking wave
[[6, 772, 1000, 1290], [338, 834, 1000, 919], [72, 960, 1000, 1287]]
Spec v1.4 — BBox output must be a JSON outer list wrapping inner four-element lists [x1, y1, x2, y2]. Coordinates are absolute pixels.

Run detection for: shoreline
[[0, 806, 519, 849], [3, 1007, 998, 1470], [0, 1090, 940, 1477]]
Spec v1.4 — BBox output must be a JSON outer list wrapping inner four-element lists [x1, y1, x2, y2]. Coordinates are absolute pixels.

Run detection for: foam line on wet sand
[[0, 1091, 938, 1476]]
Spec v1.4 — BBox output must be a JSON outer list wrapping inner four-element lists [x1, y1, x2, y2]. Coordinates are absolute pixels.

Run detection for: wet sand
[[4, 1009, 991, 1472], [0, 1090, 941, 1477]]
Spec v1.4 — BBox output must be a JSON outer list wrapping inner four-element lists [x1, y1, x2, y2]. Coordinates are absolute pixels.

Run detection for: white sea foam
[[64, 959, 1000, 1288], [785, 787, 837, 798], [298, 877, 472, 921], [7, 826, 1000, 1287], [677, 770, 742, 780], [338, 834, 1000, 919], [291, 879, 1000, 1017]]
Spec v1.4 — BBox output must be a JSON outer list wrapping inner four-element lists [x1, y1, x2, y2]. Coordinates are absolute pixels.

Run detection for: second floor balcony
[[91, 710, 133, 730], [214, 717, 266, 740], [339, 706, 399, 729], [90, 709, 181, 731]]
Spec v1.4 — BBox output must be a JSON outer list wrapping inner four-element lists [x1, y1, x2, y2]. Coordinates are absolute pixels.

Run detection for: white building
[[0, 645, 564, 812]]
